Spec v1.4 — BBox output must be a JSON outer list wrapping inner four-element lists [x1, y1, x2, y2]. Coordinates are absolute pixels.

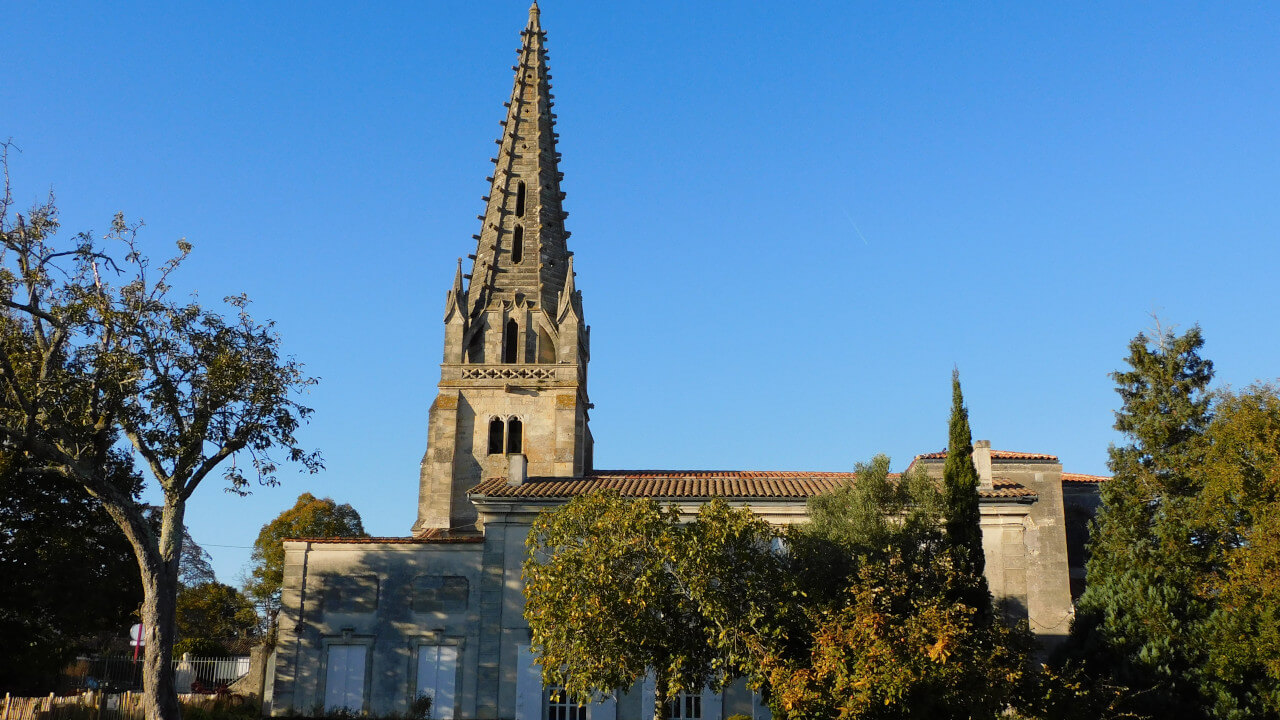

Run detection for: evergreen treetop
[[1072, 324, 1216, 718], [944, 369, 986, 583]]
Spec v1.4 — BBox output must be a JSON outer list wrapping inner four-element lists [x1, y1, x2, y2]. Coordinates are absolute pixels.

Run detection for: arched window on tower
[[506, 418, 523, 454], [488, 418, 505, 455], [502, 319, 519, 364], [515, 181, 526, 218], [512, 225, 524, 264]]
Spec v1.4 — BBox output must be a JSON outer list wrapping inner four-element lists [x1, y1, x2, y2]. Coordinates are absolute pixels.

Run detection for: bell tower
[[415, 2, 592, 534]]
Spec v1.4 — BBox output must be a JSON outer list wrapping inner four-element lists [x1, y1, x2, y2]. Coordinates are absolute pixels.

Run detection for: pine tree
[[944, 369, 987, 586], [1072, 325, 1215, 718]]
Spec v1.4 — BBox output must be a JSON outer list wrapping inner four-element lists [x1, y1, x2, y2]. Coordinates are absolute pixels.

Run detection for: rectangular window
[[417, 645, 458, 720], [546, 687, 586, 720], [667, 692, 701, 720], [323, 644, 366, 713]]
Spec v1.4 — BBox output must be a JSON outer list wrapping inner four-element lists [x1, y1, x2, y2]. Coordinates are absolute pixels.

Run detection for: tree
[[179, 527, 217, 589], [0, 449, 142, 694], [1071, 325, 1216, 717], [0, 145, 320, 720], [523, 490, 723, 720], [174, 582, 259, 657], [245, 492, 366, 635], [669, 499, 792, 704], [524, 458, 1038, 720], [944, 370, 987, 591], [768, 456, 1029, 720], [1192, 384, 1280, 717]]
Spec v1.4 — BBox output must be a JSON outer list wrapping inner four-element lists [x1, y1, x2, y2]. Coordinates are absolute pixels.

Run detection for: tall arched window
[[511, 225, 524, 264], [502, 319, 519, 364], [515, 181, 526, 217], [488, 418, 505, 455], [506, 418, 523, 454]]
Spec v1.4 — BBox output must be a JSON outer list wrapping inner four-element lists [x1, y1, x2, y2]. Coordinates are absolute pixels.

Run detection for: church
[[268, 5, 1105, 718]]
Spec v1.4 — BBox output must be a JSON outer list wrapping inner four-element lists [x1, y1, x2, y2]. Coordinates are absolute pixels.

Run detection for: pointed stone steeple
[[465, 0, 573, 322], [416, 4, 592, 535], [444, 259, 466, 321]]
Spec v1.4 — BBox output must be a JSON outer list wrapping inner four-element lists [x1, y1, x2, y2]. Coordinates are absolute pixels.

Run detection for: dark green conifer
[[944, 369, 986, 579], [1072, 325, 1216, 718], [943, 369, 990, 615]]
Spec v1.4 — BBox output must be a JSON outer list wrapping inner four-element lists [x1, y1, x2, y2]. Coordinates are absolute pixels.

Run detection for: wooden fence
[[0, 691, 247, 720]]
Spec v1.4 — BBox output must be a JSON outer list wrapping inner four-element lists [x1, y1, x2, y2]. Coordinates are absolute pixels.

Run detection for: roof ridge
[[468, 475, 1034, 501]]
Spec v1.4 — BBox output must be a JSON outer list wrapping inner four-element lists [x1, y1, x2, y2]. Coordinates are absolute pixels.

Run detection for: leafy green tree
[[174, 582, 259, 657], [0, 146, 320, 720], [1071, 325, 1216, 718], [524, 458, 1039, 720], [523, 490, 723, 720], [670, 500, 791, 701], [769, 456, 1029, 720], [246, 492, 366, 634], [1193, 385, 1280, 717], [787, 455, 941, 609], [0, 449, 142, 694]]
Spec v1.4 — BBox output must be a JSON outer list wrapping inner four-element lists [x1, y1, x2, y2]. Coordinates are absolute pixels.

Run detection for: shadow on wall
[[275, 545, 484, 719]]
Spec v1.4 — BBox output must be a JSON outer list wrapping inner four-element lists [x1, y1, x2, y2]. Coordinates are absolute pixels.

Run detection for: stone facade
[[270, 4, 1100, 718]]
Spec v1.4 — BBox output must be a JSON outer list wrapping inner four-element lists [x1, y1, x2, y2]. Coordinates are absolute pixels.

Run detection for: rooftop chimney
[[973, 440, 993, 491], [508, 453, 528, 486]]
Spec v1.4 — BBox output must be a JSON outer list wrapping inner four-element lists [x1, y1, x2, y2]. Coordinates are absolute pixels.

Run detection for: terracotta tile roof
[[1061, 473, 1110, 484], [469, 471, 1035, 502], [286, 535, 485, 545], [914, 449, 1060, 462]]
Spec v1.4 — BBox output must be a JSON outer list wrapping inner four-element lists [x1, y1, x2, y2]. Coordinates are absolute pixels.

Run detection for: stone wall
[[271, 540, 485, 717]]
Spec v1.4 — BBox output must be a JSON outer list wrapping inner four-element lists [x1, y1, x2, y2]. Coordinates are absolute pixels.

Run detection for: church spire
[[465, 0, 572, 320], [417, 5, 593, 535]]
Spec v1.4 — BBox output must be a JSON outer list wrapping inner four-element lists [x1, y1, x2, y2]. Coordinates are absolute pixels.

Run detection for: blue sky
[[6, 2, 1279, 585]]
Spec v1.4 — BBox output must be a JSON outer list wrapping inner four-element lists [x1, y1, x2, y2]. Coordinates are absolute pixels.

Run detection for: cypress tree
[[1071, 325, 1215, 718], [944, 369, 989, 599]]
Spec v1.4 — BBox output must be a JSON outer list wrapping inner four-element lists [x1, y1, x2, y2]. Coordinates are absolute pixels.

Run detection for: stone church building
[[269, 5, 1106, 719]]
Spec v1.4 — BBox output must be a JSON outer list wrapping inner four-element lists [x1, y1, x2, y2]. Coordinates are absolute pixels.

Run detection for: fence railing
[[0, 691, 251, 720], [59, 655, 251, 695]]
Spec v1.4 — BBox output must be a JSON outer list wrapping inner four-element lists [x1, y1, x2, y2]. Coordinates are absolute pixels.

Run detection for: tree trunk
[[136, 498, 186, 720], [140, 562, 182, 720], [652, 668, 667, 720]]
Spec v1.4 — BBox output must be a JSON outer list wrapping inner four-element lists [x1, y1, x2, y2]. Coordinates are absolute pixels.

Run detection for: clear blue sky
[[6, 2, 1279, 585]]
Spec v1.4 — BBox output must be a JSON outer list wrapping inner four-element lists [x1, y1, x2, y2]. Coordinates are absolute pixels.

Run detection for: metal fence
[[60, 655, 250, 695]]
